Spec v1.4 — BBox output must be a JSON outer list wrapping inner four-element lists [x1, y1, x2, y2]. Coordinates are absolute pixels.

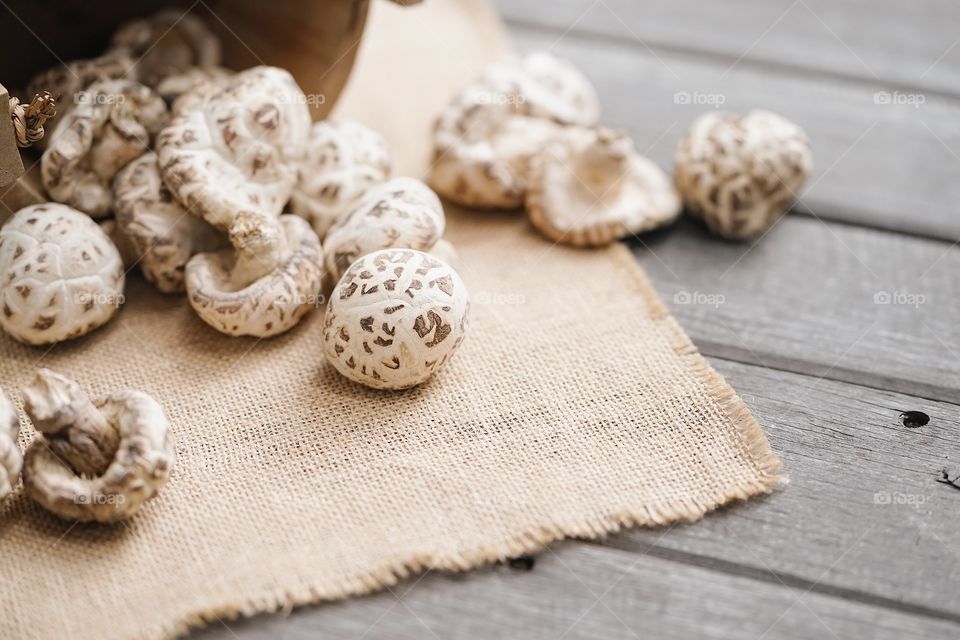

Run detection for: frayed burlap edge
[[160, 240, 784, 640]]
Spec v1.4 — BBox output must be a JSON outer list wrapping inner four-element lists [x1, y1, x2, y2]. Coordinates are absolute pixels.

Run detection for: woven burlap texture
[[0, 1, 782, 639]]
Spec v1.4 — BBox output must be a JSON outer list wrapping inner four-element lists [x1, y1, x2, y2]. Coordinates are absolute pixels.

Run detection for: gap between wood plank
[[502, 16, 960, 103], [587, 540, 960, 626]]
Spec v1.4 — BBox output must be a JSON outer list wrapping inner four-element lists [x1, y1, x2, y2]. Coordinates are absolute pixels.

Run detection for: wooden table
[[193, 1, 960, 637]]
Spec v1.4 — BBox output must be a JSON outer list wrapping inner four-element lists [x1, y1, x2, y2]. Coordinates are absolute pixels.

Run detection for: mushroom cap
[[429, 83, 560, 208], [186, 215, 324, 337], [324, 177, 445, 282], [482, 51, 600, 127], [323, 249, 470, 390], [97, 218, 140, 268], [674, 110, 813, 240], [0, 204, 125, 345], [0, 390, 21, 499], [22, 387, 175, 523], [25, 49, 137, 150], [526, 127, 681, 246], [290, 120, 393, 239], [41, 79, 168, 218], [157, 66, 312, 229], [111, 10, 221, 88], [427, 238, 462, 271], [114, 152, 226, 294]]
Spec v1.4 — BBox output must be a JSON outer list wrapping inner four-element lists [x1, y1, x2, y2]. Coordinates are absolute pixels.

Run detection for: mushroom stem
[[21, 369, 119, 478], [228, 212, 289, 288], [579, 129, 631, 199]]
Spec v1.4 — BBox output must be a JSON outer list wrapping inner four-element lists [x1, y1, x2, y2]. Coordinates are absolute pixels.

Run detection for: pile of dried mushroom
[[0, 10, 813, 523]]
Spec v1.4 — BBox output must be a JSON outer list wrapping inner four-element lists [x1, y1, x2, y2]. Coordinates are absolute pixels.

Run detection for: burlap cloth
[[0, 1, 782, 638]]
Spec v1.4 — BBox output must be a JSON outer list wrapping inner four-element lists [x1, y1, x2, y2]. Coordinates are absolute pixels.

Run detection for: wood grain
[[507, 25, 960, 241], [190, 542, 959, 640], [495, 0, 960, 99], [631, 216, 960, 400]]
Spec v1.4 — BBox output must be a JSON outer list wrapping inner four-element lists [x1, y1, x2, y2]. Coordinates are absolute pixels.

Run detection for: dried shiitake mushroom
[[324, 177, 445, 282], [155, 66, 233, 108], [526, 127, 680, 246], [323, 249, 469, 390], [25, 49, 137, 149], [157, 66, 312, 229], [429, 51, 599, 208], [186, 213, 324, 337], [0, 204, 125, 345], [21, 369, 174, 523], [97, 219, 139, 269], [429, 84, 560, 208], [114, 153, 225, 294], [291, 120, 393, 239], [41, 79, 167, 218], [674, 110, 813, 240], [111, 10, 221, 88], [482, 51, 600, 127], [0, 390, 21, 499]]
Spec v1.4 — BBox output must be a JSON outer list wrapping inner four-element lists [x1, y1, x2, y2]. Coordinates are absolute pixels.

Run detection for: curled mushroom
[[111, 10, 221, 88], [114, 153, 225, 293], [157, 66, 312, 229], [429, 84, 560, 208], [21, 369, 174, 523], [526, 127, 680, 246], [0, 204, 125, 345], [0, 390, 21, 499], [324, 177, 445, 283], [324, 249, 470, 390], [25, 49, 137, 149], [186, 213, 324, 337], [290, 120, 393, 239], [41, 79, 168, 218], [674, 110, 813, 240]]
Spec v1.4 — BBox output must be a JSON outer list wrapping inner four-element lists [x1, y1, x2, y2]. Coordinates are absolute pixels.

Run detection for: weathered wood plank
[[496, 0, 960, 98], [189, 542, 960, 639], [631, 215, 960, 400], [614, 357, 960, 621], [507, 26, 960, 241]]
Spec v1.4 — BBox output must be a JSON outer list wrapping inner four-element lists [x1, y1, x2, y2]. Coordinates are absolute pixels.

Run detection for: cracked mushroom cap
[[674, 110, 813, 240], [41, 79, 168, 218], [482, 51, 600, 127], [20, 369, 174, 523], [111, 10, 221, 88], [324, 177, 445, 283], [0, 204, 125, 345], [0, 390, 21, 499], [25, 49, 137, 150], [114, 152, 225, 294], [323, 249, 469, 390], [290, 120, 393, 239], [429, 83, 561, 208], [186, 213, 323, 337], [157, 66, 312, 229], [526, 127, 681, 247]]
